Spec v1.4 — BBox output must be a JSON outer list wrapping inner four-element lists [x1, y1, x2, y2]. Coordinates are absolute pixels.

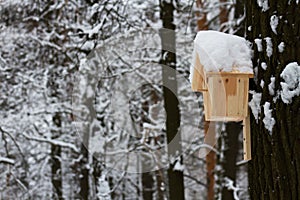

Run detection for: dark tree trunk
[[141, 85, 155, 200], [142, 171, 154, 200], [48, 72, 63, 199], [155, 169, 165, 200], [51, 113, 63, 199], [246, 1, 300, 199], [77, 62, 99, 199], [79, 144, 89, 200], [160, 0, 185, 199], [221, 122, 241, 200]]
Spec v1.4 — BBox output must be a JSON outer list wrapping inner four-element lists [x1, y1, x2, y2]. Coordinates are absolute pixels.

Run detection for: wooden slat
[[226, 77, 238, 117], [191, 53, 207, 91], [237, 78, 245, 118], [206, 71, 254, 78], [243, 114, 251, 160]]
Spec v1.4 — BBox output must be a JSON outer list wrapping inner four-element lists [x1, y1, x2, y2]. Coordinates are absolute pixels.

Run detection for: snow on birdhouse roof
[[193, 30, 253, 73]]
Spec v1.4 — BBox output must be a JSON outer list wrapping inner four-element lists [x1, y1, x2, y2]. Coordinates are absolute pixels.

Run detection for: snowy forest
[[0, 0, 299, 199]]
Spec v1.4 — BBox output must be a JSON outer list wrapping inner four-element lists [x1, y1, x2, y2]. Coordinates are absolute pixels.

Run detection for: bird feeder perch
[[191, 31, 254, 161]]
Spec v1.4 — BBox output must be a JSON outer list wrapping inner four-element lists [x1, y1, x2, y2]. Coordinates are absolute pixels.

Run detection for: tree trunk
[[221, 123, 241, 200], [196, 0, 208, 30], [219, 0, 228, 31], [160, 0, 185, 199], [77, 63, 99, 199], [79, 144, 89, 200], [204, 121, 216, 200], [142, 171, 154, 200], [48, 72, 63, 199], [141, 85, 155, 200], [51, 113, 63, 199], [246, 1, 300, 199]]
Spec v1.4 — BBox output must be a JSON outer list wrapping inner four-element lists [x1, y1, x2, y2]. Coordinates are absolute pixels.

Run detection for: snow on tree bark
[[246, 0, 300, 199]]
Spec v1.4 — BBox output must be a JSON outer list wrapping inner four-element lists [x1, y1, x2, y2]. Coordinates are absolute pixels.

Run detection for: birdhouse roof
[[193, 30, 253, 74]]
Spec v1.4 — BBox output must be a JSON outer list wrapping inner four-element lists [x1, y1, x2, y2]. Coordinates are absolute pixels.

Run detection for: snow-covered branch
[[22, 132, 79, 153], [0, 157, 15, 165]]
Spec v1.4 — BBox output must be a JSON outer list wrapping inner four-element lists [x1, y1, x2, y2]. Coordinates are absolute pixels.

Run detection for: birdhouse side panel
[[191, 53, 207, 92]]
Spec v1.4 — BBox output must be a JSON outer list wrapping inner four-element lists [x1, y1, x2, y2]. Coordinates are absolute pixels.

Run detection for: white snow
[[261, 62, 267, 70], [257, 0, 269, 12], [280, 62, 300, 104], [263, 102, 275, 134], [268, 77, 275, 95], [22, 132, 79, 153], [270, 15, 279, 34], [249, 91, 262, 122], [278, 42, 285, 53], [254, 39, 263, 52], [0, 157, 15, 165], [174, 161, 185, 172], [265, 37, 273, 57], [192, 30, 253, 75], [84, 23, 102, 38], [86, 85, 94, 98], [260, 80, 265, 88], [224, 177, 243, 200], [97, 175, 111, 200]]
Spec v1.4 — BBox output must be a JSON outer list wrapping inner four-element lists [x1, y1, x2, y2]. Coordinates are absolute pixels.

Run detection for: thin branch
[[183, 173, 207, 187], [0, 157, 15, 165], [0, 127, 25, 158], [22, 132, 79, 153]]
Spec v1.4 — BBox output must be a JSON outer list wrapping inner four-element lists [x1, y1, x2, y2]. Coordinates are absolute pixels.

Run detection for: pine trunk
[[246, 1, 300, 199], [51, 113, 63, 199], [160, 0, 185, 199], [221, 123, 240, 199]]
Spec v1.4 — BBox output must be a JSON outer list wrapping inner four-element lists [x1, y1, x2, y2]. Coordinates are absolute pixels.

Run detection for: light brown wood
[[202, 72, 252, 121], [243, 114, 251, 160], [191, 53, 207, 91], [205, 71, 254, 78]]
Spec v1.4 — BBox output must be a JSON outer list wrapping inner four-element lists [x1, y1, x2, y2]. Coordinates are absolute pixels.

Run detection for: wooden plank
[[206, 71, 254, 78], [243, 114, 251, 160], [244, 78, 250, 116], [203, 90, 211, 121], [191, 53, 207, 91], [226, 77, 238, 117], [237, 78, 245, 118], [211, 77, 226, 119]]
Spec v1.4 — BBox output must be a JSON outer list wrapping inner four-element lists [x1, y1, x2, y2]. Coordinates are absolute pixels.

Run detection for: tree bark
[[51, 113, 63, 199], [160, 0, 185, 199], [219, 0, 228, 31], [246, 1, 300, 199], [221, 123, 241, 200], [196, 0, 208, 30]]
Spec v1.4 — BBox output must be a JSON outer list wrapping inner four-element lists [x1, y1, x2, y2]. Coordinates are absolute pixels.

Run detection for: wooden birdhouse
[[191, 30, 254, 160]]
